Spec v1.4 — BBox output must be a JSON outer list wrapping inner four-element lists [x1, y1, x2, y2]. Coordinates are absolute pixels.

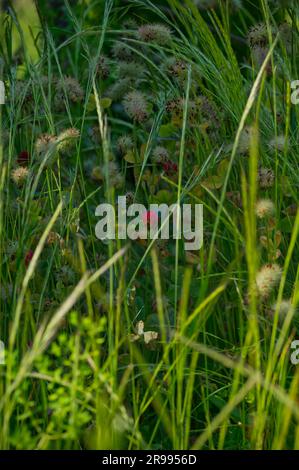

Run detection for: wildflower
[[122, 90, 149, 123], [237, 126, 253, 154], [251, 46, 272, 74], [256, 263, 282, 298], [162, 160, 178, 176], [25, 250, 34, 267], [278, 22, 292, 53], [112, 41, 135, 62], [271, 299, 293, 319], [137, 24, 171, 45], [118, 61, 146, 79], [256, 199, 275, 219], [142, 210, 159, 227], [122, 18, 138, 30], [91, 166, 102, 182], [57, 128, 80, 154], [55, 76, 84, 109], [106, 77, 133, 102], [11, 166, 29, 186], [268, 135, 287, 152], [96, 55, 110, 80], [258, 168, 275, 188], [165, 57, 188, 81], [14, 80, 33, 104], [247, 22, 269, 48], [46, 231, 64, 246], [152, 146, 169, 163], [226, 191, 242, 208], [17, 150, 30, 166], [116, 135, 133, 155], [35, 134, 57, 165]]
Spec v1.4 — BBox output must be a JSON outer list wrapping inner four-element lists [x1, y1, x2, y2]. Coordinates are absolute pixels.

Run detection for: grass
[[0, 0, 299, 450]]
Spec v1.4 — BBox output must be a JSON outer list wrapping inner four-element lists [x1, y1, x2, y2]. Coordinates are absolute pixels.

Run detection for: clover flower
[[117, 135, 133, 155], [106, 77, 133, 102], [25, 250, 34, 267], [256, 263, 282, 298], [122, 90, 149, 123], [46, 231, 64, 246], [96, 55, 110, 80], [55, 76, 84, 109], [17, 150, 30, 166], [118, 61, 146, 79], [57, 128, 80, 154], [152, 146, 169, 163], [256, 199, 275, 219], [271, 299, 293, 319], [247, 22, 269, 48], [11, 166, 29, 186], [35, 133, 57, 153], [268, 135, 287, 152], [112, 41, 135, 61], [258, 168, 275, 189], [137, 24, 171, 45]]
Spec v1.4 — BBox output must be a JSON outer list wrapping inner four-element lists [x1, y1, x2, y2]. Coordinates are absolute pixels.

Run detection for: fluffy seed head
[[117, 135, 133, 155], [57, 128, 80, 153], [96, 56, 110, 80], [256, 199, 275, 219], [55, 76, 84, 108], [258, 168, 275, 189], [112, 41, 135, 61], [256, 263, 282, 298], [11, 166, 29, 186], [118, 61, 146, 79], [35, 134, 57, 155], [106, 77, 133, 102], [122, 90, 149, 123], [152, 146, 169, 163], [247, 22, 269, 48], [268, 135, 287, 152], [271, 299, 293, 318], [137, 24, 171, 45]]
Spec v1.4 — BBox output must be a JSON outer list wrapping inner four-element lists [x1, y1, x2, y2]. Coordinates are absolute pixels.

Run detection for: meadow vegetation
[[0, 0, 299, 450]]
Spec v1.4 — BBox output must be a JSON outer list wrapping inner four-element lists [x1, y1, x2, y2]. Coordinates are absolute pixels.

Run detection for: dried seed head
[[152, 146, 169, 163], [46, 231, 63, 246], [96, 55, 110, 80], [57, 128, 80, 153], [55, 76, 84, 109], [247, 22, 269, 48], [271, 299, 293, 319], [268, 135, 287, 152], [35, 134, 57, 155], [258, 168, 275, 189], [256, 263, 282, 298], [122, 90, 149, 123], [11, 166, 29, 186], [112, 41, 135, 62], [106, 77, 133, 102], [256, 199, 275, 219], [137, 24, 171, 45], [118, 61, 146, 79], [117, 135, 133, 155]]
